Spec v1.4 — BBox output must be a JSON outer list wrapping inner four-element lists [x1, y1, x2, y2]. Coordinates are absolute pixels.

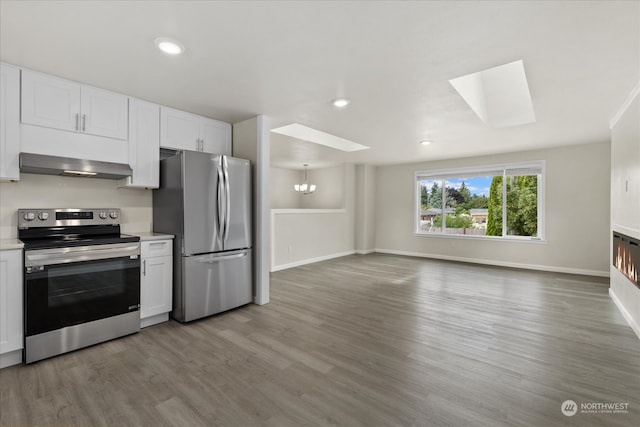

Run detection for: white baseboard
[[355, 249, 375, 255], [271, 250, 356, 272], [609, 287, 640, 340], [0, 349, 22, 369], [374, 248, 610, 277]]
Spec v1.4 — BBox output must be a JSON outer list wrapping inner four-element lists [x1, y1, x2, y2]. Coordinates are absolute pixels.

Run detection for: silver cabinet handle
[[82, 114, 86, 132], [143, 259, 146, 276], [149, 241, 167, 246], [216, 157, 224, 245], [195, 252, 247, 263], [223, 155, 230, 243], [25, 243, 140, 267], [75, 113, 80, 131]]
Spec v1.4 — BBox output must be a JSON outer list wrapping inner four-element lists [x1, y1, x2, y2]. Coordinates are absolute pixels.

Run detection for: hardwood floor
[[1, 253, 639, 426]]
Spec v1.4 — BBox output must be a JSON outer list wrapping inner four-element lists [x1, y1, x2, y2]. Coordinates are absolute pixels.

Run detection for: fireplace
[[613, 232, 639, 288]]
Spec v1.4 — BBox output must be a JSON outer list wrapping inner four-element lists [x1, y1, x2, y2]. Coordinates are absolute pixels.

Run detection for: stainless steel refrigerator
[[153, 150, 252, 322]]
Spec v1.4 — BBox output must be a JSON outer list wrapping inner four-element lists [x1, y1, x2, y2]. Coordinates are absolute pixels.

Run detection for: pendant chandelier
[[294, 164, 316, 195]]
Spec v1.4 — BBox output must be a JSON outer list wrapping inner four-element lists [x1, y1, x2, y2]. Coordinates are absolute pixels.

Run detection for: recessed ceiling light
[[420, 140, 432, 146], [332, 98, 351, 108], [154, 37, 185, 55]]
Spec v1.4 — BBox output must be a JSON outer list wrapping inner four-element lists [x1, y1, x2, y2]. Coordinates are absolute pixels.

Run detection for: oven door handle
[[25, 243, 141, 268]]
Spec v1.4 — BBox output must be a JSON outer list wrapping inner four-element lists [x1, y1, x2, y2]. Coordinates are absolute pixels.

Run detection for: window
[[416, 161, 544, 240]]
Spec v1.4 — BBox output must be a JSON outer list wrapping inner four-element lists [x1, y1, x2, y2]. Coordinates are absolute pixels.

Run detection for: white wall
[[271, 163, 355, 271], [375, 142, 611, 276], [609, 82, 640, 339], [0, 173, 152, 239], [270, 167, 302, 209], [270, 165, 346, 209], [300, 165, 345, 209], [271, 209, 354, 270]]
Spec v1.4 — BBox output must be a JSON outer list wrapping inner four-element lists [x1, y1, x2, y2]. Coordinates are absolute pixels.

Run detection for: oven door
[[24, 242, 141, 337]]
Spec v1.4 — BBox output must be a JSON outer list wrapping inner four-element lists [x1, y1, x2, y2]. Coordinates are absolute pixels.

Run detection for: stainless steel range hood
[[20, 153, 132, 179]]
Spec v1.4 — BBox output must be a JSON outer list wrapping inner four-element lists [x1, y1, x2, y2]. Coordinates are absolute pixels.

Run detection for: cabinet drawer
[[141, 240, 172, 257]]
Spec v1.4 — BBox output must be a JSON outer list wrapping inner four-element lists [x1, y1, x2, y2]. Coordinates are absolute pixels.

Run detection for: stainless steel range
[[18, 208, 141, 364]]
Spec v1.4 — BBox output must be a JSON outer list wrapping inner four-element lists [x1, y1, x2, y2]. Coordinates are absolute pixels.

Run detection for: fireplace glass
[[613, 232, 639, 288]]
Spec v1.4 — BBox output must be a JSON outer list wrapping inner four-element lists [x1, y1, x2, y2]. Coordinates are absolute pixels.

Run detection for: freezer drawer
[[181, 249, 252, 322]]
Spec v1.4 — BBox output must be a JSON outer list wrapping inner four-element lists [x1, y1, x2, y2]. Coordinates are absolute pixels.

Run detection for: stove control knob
[[38, 212, 49, 221], [23, 212, 35, 221], [98, 211, 108, 220], [109, 211, 119, 219]]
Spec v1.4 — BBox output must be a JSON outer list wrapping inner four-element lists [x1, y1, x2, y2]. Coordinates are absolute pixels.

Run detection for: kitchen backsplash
[[0, 173, 152, 239]]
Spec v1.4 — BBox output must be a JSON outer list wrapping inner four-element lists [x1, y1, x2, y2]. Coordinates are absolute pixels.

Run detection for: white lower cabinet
[[140, 239, 173, 328], [0, 249, 23, 368]]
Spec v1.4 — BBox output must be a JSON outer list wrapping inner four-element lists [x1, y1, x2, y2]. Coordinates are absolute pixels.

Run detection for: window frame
[[414, 161, 546, 242]]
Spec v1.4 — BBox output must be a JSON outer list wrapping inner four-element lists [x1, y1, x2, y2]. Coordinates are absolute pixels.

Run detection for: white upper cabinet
[[80, 86, 128, 140], [0, 63, 20, 181], [160, 106, 231, 155], [201, 117, 232, 155], [21, 70, 80, 132], [118, 98, 160, 189], [160, 107, 200, 151], [21, 70, 128, 140]]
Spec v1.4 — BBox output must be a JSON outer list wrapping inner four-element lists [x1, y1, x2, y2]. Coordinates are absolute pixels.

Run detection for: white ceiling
[[1, 1, 638, 170]]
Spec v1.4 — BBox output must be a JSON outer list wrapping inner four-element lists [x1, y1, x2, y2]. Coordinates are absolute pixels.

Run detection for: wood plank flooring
[[1, 253, 639, 426]]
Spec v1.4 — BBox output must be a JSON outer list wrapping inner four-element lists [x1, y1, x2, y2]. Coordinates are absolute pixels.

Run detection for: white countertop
[[0, 234, 174, 249], [0, 239, 24, 251], [134, 232, 175, 241]]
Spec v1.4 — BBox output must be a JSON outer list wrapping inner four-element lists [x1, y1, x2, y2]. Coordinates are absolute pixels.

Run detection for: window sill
[[412, 232, 548, 244]]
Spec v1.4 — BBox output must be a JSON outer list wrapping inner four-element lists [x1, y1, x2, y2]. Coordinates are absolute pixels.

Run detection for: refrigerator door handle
[[223, 155, 231, 244], [216, 157, 225, 246], [194, 252, 248, 263]]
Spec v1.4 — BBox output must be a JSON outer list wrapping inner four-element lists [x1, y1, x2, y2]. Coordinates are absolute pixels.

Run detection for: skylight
[[449, 60, 536, 128], [271, 124, 370, 152]]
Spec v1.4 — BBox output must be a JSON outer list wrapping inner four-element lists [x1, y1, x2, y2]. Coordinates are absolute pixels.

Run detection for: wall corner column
[[233, 115, 271, 305], [355, 164, 376, 254]]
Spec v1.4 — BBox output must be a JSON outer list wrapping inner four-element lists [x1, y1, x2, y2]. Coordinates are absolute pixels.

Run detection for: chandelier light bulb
[[294, 164, 316, 195]]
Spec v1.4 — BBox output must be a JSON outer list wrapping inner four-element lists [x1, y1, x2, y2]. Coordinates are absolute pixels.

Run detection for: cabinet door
[[0, 64, 20, 181], [0, 250, 23, 355], [140, 255, 173, 319], [201, 117, 232, 155], [21, 69, 81, 132], [119, 99, 159, 188], [81, 85, 128, 140], [160, 107, 200, 151]]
